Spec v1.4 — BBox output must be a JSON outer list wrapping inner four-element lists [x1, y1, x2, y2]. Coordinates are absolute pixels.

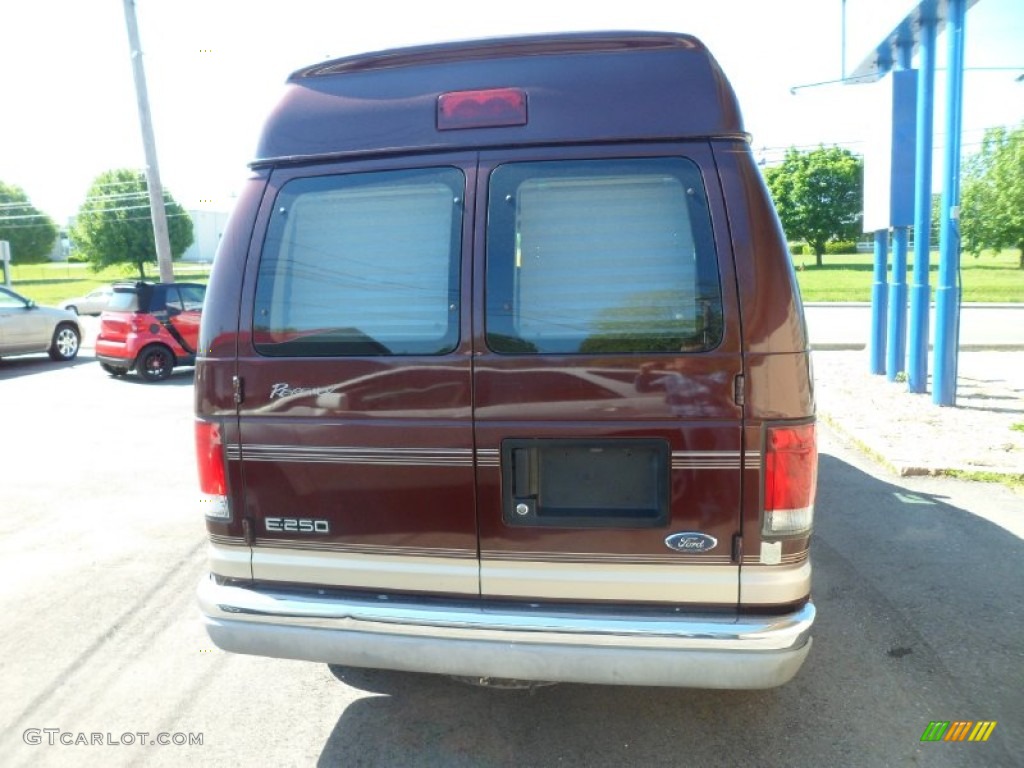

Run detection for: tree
[[0, 181, 58, 264], [71, 169, 194, 279], [764, 146, 863, 267], [960, 123, 1024, 269]]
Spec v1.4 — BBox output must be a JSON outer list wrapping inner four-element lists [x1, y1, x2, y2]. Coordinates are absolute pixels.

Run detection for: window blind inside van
[[486, 160, 722, 355], [254, 169, 462, 356]]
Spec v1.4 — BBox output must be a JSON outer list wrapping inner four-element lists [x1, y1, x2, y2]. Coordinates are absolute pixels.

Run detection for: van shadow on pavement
[[315, 453, 1022, 768]]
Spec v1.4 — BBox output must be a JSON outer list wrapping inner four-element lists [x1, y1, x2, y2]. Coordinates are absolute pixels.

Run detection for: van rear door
[[236, 157, 480, 596], [473, 147, 744, 606]]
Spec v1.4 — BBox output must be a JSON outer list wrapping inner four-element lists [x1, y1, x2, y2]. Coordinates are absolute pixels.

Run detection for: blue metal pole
[[934, 0, 966, 406], [908, 4, 937, 394], [886, 39, 914, 380], [871, 230, 888, 374], [887, 227, 908, 378]]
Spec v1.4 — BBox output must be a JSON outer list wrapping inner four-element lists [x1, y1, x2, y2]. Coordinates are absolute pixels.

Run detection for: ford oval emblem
[[664, 532, 718, 553]]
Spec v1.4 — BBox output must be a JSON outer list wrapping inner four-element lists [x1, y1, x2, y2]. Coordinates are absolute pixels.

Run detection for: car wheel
[[100, 362, 128, 378], [138, 346, 174, 382], [48, 323, 81, 361]]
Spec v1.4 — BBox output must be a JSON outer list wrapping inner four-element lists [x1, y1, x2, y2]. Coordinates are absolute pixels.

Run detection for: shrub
[[825, 240, 858, 255], [789, 242, 807, 255]]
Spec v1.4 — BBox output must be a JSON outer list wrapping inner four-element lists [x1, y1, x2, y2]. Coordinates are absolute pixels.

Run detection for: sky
[[0, 0, 1021, 224]]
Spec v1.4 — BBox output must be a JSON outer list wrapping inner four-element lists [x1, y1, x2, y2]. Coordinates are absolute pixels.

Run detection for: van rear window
[[253, 168, 464, 357], [485, 158, 723, 354]]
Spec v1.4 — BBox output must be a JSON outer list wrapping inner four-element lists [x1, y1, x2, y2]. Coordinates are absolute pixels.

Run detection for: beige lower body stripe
[[208, 540, 251, 580], [251, 547, 479, 595], [481, 559, 738, 603], [741, 559, 812, 605]]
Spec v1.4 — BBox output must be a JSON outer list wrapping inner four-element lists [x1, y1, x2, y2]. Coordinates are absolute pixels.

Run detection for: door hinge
[[732, 534, 743, 563], [733, 374, 746, 407], [232, 375, 244, 405]]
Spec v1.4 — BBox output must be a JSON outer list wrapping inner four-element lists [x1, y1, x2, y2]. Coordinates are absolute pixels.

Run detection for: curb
[[811, 343, 1024, 352], [805, 302, 1024, 309], [819, 412, 1024, 481]]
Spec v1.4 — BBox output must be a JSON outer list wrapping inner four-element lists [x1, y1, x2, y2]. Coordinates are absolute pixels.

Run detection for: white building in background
[[182, 209, 230, 263], [49, 232, 72, 261]]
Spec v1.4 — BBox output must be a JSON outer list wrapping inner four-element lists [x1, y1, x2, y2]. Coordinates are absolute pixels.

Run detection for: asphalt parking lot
[[1, 348, 1021, 767]]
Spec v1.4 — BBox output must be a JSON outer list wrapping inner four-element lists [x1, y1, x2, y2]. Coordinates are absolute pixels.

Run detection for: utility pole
[[122, 0, 174, 284]]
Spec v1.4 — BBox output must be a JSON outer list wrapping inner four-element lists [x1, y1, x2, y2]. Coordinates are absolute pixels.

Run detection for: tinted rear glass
[[178, 284, 205, 309], [156, 284, 206, 313], [107, 286, 143, 311], [253, 168, 464, 357], [485, 158, 723, 354]]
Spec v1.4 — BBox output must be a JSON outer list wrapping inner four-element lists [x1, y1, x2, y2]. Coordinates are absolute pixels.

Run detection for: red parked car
[[96, 281, 206, 382]]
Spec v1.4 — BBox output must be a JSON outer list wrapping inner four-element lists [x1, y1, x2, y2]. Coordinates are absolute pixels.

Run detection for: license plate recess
[[500, 438, 670, 528]]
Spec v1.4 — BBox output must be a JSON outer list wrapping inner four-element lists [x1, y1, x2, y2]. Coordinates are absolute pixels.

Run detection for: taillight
[[762, 423, 817, 537], [196, 420, 230, 521]]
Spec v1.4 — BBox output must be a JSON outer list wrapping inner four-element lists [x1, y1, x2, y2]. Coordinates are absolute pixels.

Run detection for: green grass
[[6, 248, 1023, 306], [823, 412, 1024, 491], [7, 262, 211, 306], [793, 248, 1024, 303], [945, 469, 1024, 492]]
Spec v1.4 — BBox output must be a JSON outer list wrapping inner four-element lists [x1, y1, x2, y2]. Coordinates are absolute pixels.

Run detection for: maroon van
[[195, 32, 817, 689]]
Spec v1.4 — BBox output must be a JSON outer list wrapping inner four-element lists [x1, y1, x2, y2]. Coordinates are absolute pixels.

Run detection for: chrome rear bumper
[[197, 575, 813, 689]]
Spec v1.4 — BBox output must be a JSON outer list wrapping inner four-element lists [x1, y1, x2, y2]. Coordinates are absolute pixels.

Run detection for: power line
[[0, 194, 190, 220], [0, 208, 192, 226], [1, 203, 180, 220], [0, 192, 154, 210]]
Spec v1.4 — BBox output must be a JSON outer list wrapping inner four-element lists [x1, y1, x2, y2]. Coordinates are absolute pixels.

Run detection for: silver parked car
[[0, 286, 82, 361], [60, 285, 114, 316]]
